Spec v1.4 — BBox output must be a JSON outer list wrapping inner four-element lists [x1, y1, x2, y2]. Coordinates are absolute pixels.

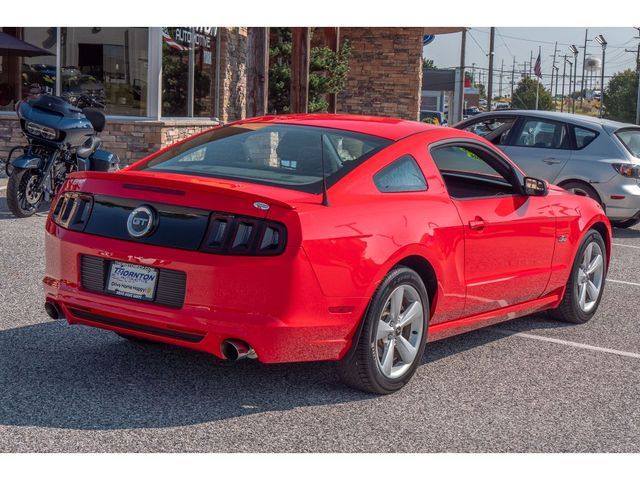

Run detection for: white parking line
[[612, 243, 640, 250], [491, 328, 640, 360], [608, 279, 640, 287], [0, 186, 6, 191]]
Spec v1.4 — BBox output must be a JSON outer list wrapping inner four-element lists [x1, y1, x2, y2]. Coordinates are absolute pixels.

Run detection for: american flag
[[534, 51, 542, 78]]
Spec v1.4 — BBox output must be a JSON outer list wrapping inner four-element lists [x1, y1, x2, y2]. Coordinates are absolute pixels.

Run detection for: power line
[[470, 28, 637, 50], [467, 30, 488, 56]]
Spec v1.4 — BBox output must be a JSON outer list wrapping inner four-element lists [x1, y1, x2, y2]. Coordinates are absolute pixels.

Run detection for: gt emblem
[[127, 205, 157, 238], [558, 235, 568, 243]]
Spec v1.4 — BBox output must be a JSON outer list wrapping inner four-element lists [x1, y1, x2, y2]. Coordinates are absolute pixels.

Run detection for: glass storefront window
[[61, 27, 148, 116], [194, 28, 217, 117], [162, 27, 189, 116], [162, 27, 217, 117], [0, 27, 57, 111]]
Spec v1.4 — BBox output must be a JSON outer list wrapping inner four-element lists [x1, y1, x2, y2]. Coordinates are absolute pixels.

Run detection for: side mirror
[[524, 177, 548, 196]]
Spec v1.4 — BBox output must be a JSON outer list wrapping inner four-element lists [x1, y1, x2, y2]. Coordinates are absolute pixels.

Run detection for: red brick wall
[[338, 27, 423, 120]]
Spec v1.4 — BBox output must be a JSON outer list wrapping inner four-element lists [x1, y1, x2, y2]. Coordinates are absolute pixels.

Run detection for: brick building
[[1, 27, 439, 165]]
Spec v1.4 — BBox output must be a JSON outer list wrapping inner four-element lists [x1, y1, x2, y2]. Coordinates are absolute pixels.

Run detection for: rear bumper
[[44, 225, 365, 363], [599, 179, 640, 221]]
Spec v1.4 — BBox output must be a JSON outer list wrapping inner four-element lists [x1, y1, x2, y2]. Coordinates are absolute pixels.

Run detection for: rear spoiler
[[66, 170, 297, 211]]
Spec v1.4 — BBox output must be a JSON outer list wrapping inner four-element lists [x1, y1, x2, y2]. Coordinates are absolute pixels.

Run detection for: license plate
[[106, 261, 158, 301]]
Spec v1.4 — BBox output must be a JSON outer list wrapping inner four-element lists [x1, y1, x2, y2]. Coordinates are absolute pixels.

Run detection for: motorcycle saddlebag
[[89, 149, 120, 172]]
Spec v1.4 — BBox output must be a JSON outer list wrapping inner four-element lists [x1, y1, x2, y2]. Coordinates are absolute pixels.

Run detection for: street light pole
[[561, 55, 568, 113], [595, 34, 607, 118], [569, 45, 579, 113], [580, 29, 588, 109]]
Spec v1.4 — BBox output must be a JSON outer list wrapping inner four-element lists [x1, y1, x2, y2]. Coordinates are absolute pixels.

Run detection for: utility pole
[[561, 55, 568, 113], [457, 28, 467, 124], [511, 57, 516, 101], [554, 66, 560, 111], [471, 62, 476, 85], [529, 50, 533, 77], [580, 29, 589, 109], [487, 27, 495, 111], [550, 41, 559, 93], [636, 29, 640, 125], [499, 59, 504, 98]]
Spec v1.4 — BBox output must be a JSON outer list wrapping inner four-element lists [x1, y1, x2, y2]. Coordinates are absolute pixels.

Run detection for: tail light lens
[[51, 192, 94, 231], [612, 163, 640, 179], [200, 214, 287, 256]]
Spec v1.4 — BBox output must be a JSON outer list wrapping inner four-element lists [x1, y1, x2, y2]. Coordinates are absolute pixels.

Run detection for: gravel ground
[[1, 183, 640, 452]]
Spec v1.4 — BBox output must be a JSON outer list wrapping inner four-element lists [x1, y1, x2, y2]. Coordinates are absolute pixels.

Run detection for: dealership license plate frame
[[106, 261, 159, 302]]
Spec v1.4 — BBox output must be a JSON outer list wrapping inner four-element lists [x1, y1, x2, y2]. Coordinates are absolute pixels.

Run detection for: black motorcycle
[[5, 94, 119, 218]]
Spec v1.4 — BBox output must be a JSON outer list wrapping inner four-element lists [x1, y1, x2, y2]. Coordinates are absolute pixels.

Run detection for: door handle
[[468, 216, 487, 231], [542, 157, 561, 164]]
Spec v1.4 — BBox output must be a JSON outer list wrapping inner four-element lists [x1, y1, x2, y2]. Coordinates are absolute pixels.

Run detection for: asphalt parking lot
[[1, 173, 640, 452]]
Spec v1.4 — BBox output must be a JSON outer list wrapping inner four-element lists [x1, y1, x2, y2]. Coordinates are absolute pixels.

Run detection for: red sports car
[[43, 114, 611, 394]]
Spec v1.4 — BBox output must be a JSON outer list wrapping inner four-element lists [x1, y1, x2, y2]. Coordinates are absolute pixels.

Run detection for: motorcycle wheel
[[6, 168, 44, 218]]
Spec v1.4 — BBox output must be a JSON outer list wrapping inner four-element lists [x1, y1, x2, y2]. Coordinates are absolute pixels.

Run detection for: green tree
[[423, 58, 436, 70], [268, 28, 352, 114], [511, 77, 553, 110], [604, 69, 638, 123]]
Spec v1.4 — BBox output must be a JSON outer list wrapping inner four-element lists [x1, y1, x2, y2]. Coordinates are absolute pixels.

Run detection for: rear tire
[[561, 181, 602, 207], [548, 229, 607, 324], [6, 168, 43, 218], [337, 266, 429, 394]]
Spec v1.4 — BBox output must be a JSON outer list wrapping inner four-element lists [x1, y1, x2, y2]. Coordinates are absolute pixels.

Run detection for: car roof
[[459, 109, 637, 131], [236, 114, 439, 141]]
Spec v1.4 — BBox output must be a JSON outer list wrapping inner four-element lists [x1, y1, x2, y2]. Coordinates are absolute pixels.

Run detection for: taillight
[[612, 163, 640, 179], [200, 214, 287, 256], [51, 192, 93, 231]]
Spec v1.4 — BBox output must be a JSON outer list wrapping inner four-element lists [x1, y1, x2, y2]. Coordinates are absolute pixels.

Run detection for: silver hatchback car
[[455, 110, 640, 228]]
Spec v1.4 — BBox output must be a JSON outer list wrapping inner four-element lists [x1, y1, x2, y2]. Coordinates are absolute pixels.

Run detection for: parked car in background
[[495, 102, 510, 111], [420, 109, 445, 126], [44, 115, 610, 394], [455, 110, 640, 228], [463, 107, 480, 118]]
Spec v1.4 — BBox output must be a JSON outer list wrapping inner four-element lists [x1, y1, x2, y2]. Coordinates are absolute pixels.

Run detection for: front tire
[[549, 229, 607, 324], [6, 168, 44, 218], [338, 266, 429, 394]]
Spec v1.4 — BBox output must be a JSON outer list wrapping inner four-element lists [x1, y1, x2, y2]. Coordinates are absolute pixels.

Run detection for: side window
[[514, 119, 570, 149], [374, 155, 428, 193], [462, 117, 515, 145], [431, 145, 519, 199], [574, 126, 598, 149]]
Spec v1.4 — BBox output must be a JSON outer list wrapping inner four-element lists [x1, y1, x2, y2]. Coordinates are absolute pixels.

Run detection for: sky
[[423, 27, 639, 92]]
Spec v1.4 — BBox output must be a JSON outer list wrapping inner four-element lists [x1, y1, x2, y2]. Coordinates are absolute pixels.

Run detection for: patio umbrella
[[0, 31, 53, 57]]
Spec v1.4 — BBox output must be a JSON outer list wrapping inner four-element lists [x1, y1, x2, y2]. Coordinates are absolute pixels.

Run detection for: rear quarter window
[[374, 155, 428, 193]]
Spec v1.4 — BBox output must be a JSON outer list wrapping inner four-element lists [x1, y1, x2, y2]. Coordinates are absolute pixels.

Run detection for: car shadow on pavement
[[0, 194, 50, 220], [612, 226, 640, 239], [0, 317, 522, 431]]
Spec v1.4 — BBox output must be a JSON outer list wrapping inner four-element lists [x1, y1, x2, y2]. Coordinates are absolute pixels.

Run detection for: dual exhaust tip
[[44, 301, 64, 320], [46, 302, 255, 362], [220, 339, 257, 361]]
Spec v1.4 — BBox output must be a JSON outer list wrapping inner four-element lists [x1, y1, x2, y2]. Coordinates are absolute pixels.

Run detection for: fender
[[10, 154, 45, 170]]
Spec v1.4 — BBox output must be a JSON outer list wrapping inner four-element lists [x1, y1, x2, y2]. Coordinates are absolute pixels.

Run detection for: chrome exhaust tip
[[44, 301, 64, 320], [221, 339, 257, 361]]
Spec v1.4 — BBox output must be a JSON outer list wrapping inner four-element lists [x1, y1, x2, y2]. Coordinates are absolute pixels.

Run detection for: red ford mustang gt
[[43, 114, 611, 394]]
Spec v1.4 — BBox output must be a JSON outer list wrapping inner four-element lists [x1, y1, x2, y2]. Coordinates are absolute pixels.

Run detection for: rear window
[[134, 123, 392, 193], [616, 129, 640, 158]]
